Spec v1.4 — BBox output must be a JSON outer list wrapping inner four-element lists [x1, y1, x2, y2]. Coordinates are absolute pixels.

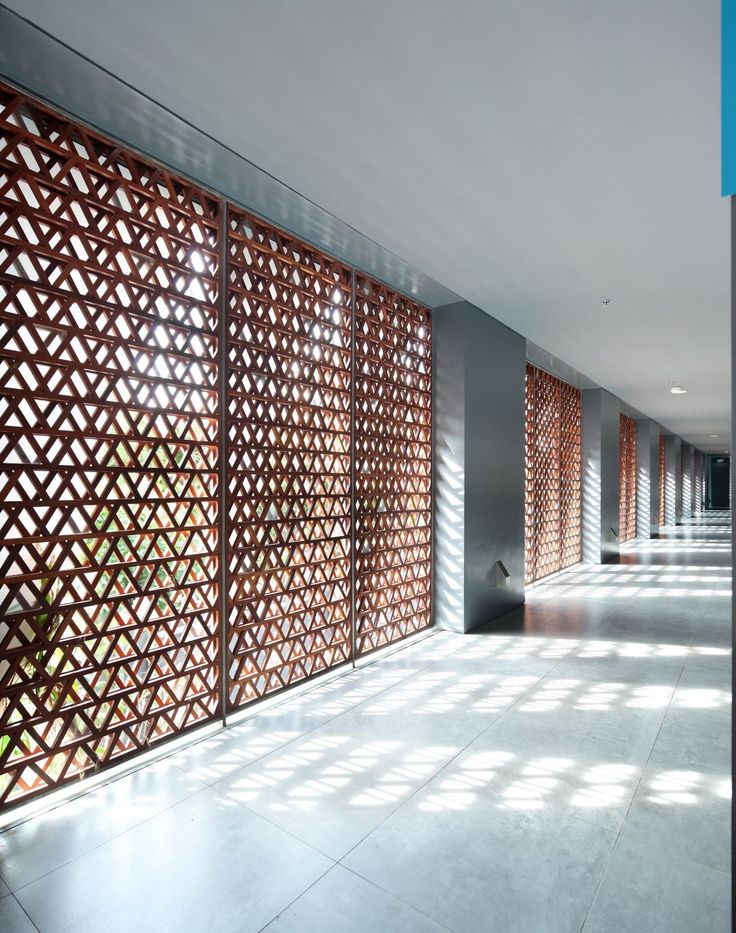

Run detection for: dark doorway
[[707, 456, 730, 509]]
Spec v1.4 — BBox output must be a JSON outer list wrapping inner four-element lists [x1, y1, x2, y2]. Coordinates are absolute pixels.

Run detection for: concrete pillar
[[434, 301, 525, 633], [676, 440, 690, 522], [694, 451, 705, 512], [582, 388, 620, 563], [663, 435, 681, 525], [636, 420, 660, 538], [681, 443, 695, 518]]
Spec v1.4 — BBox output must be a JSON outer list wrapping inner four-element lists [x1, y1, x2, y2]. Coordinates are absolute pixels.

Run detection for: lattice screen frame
[[524, 364, 582, 584], [619, 414, 637, 542], [0, 80, 434, 810]]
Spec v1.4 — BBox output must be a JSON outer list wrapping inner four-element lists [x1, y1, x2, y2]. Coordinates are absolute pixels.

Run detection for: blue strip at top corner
[[723, 0, 736, 195]]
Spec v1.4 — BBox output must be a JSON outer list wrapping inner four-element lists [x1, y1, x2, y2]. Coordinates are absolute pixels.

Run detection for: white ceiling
[[6, 0, 731, 452]]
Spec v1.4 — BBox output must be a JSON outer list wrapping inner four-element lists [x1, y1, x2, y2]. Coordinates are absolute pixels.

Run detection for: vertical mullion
[[218, 200, 229, 723], [350, 268, 357, 665]]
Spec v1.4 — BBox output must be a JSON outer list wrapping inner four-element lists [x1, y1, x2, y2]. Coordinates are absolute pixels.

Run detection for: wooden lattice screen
[[225, 206, 353, 707], [0, 81, 433, 809], [354, 274, 432, 654], [619, 414, 637, 542], [658, 434, 665, 527], [524, 364, 582, 584], [0, 84, 221, 807]]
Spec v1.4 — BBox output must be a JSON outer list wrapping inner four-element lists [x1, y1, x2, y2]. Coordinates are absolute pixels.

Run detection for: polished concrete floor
[[0, 514, 731, 933]]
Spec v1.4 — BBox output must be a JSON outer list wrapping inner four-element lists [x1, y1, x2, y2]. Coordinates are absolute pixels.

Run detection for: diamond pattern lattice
[[0, 81, 437, 812], [0, 83, 221, 807], [559, 378, 582, 569], [524, 365, 536, 583], [524, 364, 582, 584], [354, 274, 432, 655], [619, 414, 637, 542], [225, 206, 353, 707]]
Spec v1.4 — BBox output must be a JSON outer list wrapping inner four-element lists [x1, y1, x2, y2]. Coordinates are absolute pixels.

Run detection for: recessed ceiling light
[[669, 383, 687, 395], [709, 434, 719, 438]]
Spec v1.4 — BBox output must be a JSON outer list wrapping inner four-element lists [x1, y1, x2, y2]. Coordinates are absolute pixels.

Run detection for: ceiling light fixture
[[669, 383, 687, 395], [600, 298, 613, 307], [709, 434, 719, 438]]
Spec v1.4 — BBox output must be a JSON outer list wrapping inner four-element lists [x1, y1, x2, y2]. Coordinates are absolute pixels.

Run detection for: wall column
[[681, 443, 695, 518], [636, 419, 660, 538], [663, 435, 681, 525], [694, 451, 705, 512], [434, 302, 526, 632], [582, 388, 620, 563]]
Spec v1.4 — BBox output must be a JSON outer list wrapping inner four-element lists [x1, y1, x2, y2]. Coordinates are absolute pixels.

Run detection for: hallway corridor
[[0, 516, 731, 933]]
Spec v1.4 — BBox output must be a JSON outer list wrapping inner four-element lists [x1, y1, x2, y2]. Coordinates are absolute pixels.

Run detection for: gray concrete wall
[[433, 306, 466, 633], [636, 420, 660, 537], [693, 451, 704, 512], [681, 443, 695, 518], [582, 388, 621, 563], [434, 302, 525, 633], [663, 435, 680, 525], [673, 437, 684, 522]]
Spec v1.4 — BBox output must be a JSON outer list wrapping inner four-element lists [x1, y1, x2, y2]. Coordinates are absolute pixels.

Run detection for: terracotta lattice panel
[[0, 81, 436, 811], [354, 274, 432, 654], [524, 364, 582, 584], [559, 379, 582, 568], [0, 83, 221, 806], [225, 206, 353, 707], [619, 414, 637, 542], [524, 366, 536, 583], [658, 433, 666, 526]]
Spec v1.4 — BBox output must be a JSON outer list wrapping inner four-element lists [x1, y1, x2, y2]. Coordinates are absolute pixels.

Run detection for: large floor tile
[[216, 706, 472, 859], [344, 786, 617, 933], [582, 834, 730, 933], [16, 786, 332, 933], [415, 730, 643, 834], [0, 896, 37, 933], [649, 705, 731, 772], [0, 757, 206, 891], [169, 655, 444, 786], [263, 864, 448, 932], [680, 647, 732, 683], [559, 641, 688, 683], [618, 760, 730, 872], [168, 717, 307, 786], [475, 695, 667, 770]]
